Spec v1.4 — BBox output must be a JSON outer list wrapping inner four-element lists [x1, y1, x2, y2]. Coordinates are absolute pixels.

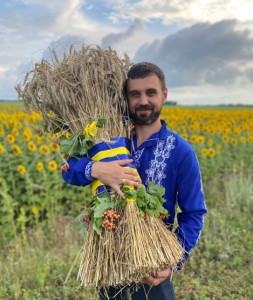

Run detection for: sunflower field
[[0, 101, 253, 299], [0, 103, 90, 241]]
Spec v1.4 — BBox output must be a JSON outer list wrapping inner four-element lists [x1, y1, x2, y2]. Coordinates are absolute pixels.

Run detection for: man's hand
[[141, 268, 172, 287], [91, 159, 141, 198]]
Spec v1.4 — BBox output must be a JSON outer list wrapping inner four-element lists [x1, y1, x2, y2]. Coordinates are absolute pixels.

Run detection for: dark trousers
[[98, 278, 176, 300]]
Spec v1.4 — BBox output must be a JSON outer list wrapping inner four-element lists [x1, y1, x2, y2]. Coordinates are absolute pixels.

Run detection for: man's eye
[[147, 91, 156, 96], [131, 93, 140, 97]]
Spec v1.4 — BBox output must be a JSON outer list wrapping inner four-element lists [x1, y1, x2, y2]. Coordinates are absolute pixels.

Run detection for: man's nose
[[138, 94, 149, 104]]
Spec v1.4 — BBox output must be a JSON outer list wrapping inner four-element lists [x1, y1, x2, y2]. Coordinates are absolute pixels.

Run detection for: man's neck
[[135, 119, 162, 147]]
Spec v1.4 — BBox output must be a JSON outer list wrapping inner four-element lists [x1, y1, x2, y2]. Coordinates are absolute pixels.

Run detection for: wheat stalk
[[16, 44, 131, 140]]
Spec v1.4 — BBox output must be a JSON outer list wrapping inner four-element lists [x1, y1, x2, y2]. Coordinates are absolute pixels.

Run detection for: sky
[[1, 0, 253, 105]]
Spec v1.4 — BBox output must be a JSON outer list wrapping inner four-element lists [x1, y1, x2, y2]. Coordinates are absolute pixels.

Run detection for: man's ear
[[163, 88, 168, 103]]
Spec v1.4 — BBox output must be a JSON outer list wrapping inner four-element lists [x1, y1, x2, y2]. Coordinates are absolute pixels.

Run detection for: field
[[0, 102, 253, 299]]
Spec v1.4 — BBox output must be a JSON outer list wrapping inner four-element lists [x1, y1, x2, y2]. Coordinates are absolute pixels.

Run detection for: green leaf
[[136, 199, 146, 211], [122, 186, 137, 199], [93, 217, 103, 235], [136, 184, 146, 197], [96, 118, 106, 128], [117, 197, 126, 207], [60, 139, 74, 154], [148, 181, 165, 198], [93, 199, 113, 218], [146, 195, 157, 209]]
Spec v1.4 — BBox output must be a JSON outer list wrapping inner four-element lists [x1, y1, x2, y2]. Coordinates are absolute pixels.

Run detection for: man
[[63, 62, 207, 299]]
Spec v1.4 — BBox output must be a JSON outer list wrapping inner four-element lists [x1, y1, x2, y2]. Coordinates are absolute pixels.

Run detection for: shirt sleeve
[[62, 156, 95, 186], [174, 147, 207, 268]]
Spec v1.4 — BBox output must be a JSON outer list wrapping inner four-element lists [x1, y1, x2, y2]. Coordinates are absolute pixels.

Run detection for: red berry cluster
[[82, 215, 90, 223], [102, 210, 120, 230], [61, 165, 69, 172], [159, 214, 166, 220]]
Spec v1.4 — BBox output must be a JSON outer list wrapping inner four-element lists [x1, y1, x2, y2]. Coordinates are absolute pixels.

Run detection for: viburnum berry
[[82, 216, 90, 223], [144, 213, 149, 219], [102, 209, 120, 230], [61, 165, 69, 172]]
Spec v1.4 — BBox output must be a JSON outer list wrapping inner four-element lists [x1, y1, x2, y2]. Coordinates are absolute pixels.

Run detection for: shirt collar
[[131, 120, 167, 150]]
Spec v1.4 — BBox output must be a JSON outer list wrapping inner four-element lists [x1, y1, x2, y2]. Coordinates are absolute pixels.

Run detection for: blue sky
[[1, 0, 253, 105]]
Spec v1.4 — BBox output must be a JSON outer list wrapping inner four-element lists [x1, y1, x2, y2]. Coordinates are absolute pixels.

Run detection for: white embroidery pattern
[[145, 135, 176, 186], [85, 161, 94, 181], [195, 151, 204, 195], [133, 148, 144, 168]]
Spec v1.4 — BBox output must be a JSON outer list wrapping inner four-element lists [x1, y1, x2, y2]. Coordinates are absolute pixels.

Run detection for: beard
[[129, 104, 162, 125]]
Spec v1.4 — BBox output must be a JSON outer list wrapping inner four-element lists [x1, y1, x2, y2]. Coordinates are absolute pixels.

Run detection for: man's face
[[126, 74, 167, 125]]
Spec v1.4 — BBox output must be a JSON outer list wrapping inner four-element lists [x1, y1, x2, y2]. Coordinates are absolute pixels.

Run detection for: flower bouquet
[[16, 44, 184, 289]]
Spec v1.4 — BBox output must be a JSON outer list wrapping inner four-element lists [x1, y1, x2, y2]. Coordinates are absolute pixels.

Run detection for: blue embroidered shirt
[[62, 120, 207, 268]]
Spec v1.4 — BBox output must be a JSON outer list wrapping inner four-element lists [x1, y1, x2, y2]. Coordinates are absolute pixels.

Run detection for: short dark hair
[[127, 62, 166, 90]]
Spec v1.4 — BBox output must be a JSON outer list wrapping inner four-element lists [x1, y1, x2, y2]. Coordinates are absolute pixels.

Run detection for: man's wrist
[[90, 161, 100, 179], [85, 161, 95, 181]]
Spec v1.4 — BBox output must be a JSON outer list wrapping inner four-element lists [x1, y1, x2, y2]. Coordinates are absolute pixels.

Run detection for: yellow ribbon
[[126, 198, 136, 202], [91, 179, 104, 195], [91, 147, 130, 161], [90, 145, 139, 199]]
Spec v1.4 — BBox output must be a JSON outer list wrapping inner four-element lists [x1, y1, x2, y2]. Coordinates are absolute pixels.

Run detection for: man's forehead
[[127, 75, 161, 90]]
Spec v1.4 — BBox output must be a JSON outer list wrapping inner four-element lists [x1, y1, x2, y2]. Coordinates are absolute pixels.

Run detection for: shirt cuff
[[85, 160, 95, 181]]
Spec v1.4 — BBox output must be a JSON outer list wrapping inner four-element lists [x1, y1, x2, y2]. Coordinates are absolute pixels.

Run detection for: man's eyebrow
[[128, 89, 140, 94]]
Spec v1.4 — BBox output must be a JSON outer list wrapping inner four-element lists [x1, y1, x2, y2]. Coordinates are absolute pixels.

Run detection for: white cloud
[[1, 0, 253, 104], [103, 0, 253, 24], [0, 0, 116, 99], [168, 83, 253, 106], [134, 20, 253, 88]]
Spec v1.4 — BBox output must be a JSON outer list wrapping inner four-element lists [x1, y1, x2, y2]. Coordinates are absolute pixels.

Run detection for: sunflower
[[12, 145, 22, 156], [0, 124, 4, 136], [36, 162, 44, 172], [23, 131, 31, 142], [239, 136, 247, 143], [190, 135, 197, 143], [230, 138, 238, 146], [48, 160, 58, 171], [83, 121, 98, 137], [31, 207, 39, 215], [65, 132, 71, 140], [201, 148, 208, 156], [181, 133, 188, 141], [50, 142, 60, 152], [207, 148, 216, 157], [18, 164, 26, 175], [9, 119, 18, 127], [23, 128, 33, 142], [11, 128, 19, 137], [0, 143, 5, 154], [39, 145, 50, 156], [7, 134, 15, 144], [35, 134, 44, 144], [222, 135, 229, 143], [248, 136, 253, 143], [197, 135, 205, 144], [28, 141, 37, 152]]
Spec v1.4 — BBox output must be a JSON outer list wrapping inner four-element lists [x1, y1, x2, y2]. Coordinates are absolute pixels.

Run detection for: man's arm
[[62, 156, 95, 186], [62, 157, 140, 197], [175, 147, 207, 268]]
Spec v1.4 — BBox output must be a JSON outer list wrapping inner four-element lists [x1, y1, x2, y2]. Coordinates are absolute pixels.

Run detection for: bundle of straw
[[16, 44, 129, 140], [16, 44, 184, 289]]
